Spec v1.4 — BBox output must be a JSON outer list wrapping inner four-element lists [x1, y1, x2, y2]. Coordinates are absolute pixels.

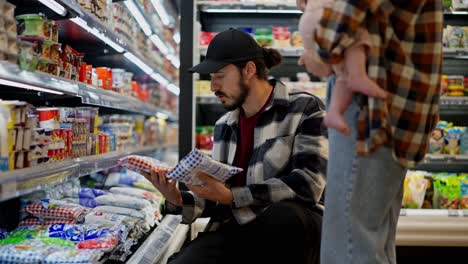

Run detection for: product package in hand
[[118, 155, 172, 175], [119, 149, 242, 185], [166, 149, 243, 185]]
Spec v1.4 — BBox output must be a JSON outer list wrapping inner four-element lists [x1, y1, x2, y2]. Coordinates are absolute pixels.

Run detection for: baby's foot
[[324, 111, 351, 136], [348, 74, 387, 99]]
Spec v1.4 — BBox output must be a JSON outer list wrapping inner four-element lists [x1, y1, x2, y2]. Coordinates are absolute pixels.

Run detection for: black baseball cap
[[189, 28, 264, 74]]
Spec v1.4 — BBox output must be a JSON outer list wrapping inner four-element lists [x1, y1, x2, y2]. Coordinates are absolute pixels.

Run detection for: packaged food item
[[167, 149, 243, 185], [291, 31, 303, 47], [84, 211, 136, 227], [429, 127, 445, 154], [19, 217, 76, 226], [440, 75, 448, 95], [273, 26, 291, 48], [118, 155, 171, 174], [16, 14, 46, 37], [444, 127, 462, 155], [447, 75, 465, 96], [433, 174, 461, 209], [95, 194, 152, 209], [110, 187, 160, 200], [200, 32, 217, 46], [23, 202, 88, 221], [402, 171, 429, 209], [0, 244, 45, 264], [77, 237, 119, 252], [255, 28, 273, 47], [44, 249, 103, 264], [93, 205, 153, 220], [42, 224, 85, 242], [461, 128, 468, 155], [112, 68, 125, 92], [460, 174, 468, 209]]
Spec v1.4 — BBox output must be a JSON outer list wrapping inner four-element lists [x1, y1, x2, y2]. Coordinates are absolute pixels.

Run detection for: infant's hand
[[298, 50, 332, 77], [296, 0, 307, 11]]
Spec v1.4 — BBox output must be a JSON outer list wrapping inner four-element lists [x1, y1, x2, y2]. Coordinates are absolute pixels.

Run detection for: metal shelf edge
[[0, 145, 177, 201], [127, 215, 182, 264], [396, 213, 468, 246]]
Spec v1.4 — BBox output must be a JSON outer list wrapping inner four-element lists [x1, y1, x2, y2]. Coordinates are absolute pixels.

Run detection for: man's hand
[[141, 169, 183, 207], [187, 172, 233, 206], [298, 49, 333, 77]]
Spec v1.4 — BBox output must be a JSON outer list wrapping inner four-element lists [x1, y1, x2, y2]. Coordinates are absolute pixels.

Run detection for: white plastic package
[[110, 187, 161, 201], [95, 194, 152, 209], [166, 149, 243, 185]]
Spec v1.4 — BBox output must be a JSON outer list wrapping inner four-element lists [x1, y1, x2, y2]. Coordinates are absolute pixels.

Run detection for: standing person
[[297, 0, 443, 263], [147, 29, 327, 264]]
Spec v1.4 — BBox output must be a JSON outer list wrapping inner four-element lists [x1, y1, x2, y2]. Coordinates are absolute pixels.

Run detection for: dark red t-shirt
[[230, 90, 273, 187]]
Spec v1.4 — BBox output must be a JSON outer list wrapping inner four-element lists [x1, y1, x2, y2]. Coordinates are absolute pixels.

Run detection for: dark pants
[[168, 201, 322, 264]]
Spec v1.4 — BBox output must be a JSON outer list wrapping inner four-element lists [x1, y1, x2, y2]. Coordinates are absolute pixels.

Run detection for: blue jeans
[[321, 76, 408, 264]]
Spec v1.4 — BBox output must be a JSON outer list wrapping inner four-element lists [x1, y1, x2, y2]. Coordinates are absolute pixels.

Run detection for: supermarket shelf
[[127, 214, 183, 264], [56, 0, 179, 87], [200, 46, 304, 57], [197, 1, 302, 14], [439, 96, 468, 114], [59, 0, 129, 52], [443, 48, 468, 60], [415, 154, 468, 173], [0, 62, 177, 119], [397, 209, 468, 246], [203, 46, 468, 59], [444, 10, 468, 15], [0, 145, 177, 202]]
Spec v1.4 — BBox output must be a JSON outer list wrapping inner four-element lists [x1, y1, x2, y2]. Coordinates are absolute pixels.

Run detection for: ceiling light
[[124, 52, 153, 74], [150, 0, 171, 26], [38, 0, 67, 16], [166, 84, 180, 96], [150, 34, 169, 54], [124, 0, 152, 36]]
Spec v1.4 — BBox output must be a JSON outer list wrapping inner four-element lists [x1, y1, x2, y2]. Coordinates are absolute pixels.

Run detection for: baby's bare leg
[[324, 76, 352, 136], [345, 45, 387, 98]]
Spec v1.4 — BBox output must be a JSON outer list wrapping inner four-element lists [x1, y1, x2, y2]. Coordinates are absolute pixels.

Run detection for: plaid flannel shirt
[[314, 0, 443, 168], [178, 80, 328, 226]]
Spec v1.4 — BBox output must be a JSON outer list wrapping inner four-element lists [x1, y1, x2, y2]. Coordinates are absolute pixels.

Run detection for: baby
[[297, 0, 387, 135]]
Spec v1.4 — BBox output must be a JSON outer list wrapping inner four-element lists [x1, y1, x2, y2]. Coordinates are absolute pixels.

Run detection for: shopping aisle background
[[179, 0, 468, 260], [0, 0, 183, 262]]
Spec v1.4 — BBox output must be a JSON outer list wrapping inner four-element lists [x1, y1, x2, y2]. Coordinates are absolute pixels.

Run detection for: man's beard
[[221, 78, 249, 112]]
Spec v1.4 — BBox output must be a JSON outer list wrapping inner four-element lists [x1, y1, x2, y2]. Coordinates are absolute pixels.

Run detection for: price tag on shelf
[[448, 210, 460, 217]]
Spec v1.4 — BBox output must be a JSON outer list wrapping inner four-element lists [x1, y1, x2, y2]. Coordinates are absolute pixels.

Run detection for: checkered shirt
[[314, 0, 443, 168], [173, 81, 328, 226]]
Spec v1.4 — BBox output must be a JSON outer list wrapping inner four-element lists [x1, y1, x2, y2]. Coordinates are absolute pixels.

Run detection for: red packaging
[[96, 67, 109, 89], [37, 108, 59, 130], [86, 65, 93, 84], [79, 62, 87, 83], [64, 129, 72, 156], [200, 32, 217, 46], [107, 68, 113, 90], [131, 81, 140, 97]]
